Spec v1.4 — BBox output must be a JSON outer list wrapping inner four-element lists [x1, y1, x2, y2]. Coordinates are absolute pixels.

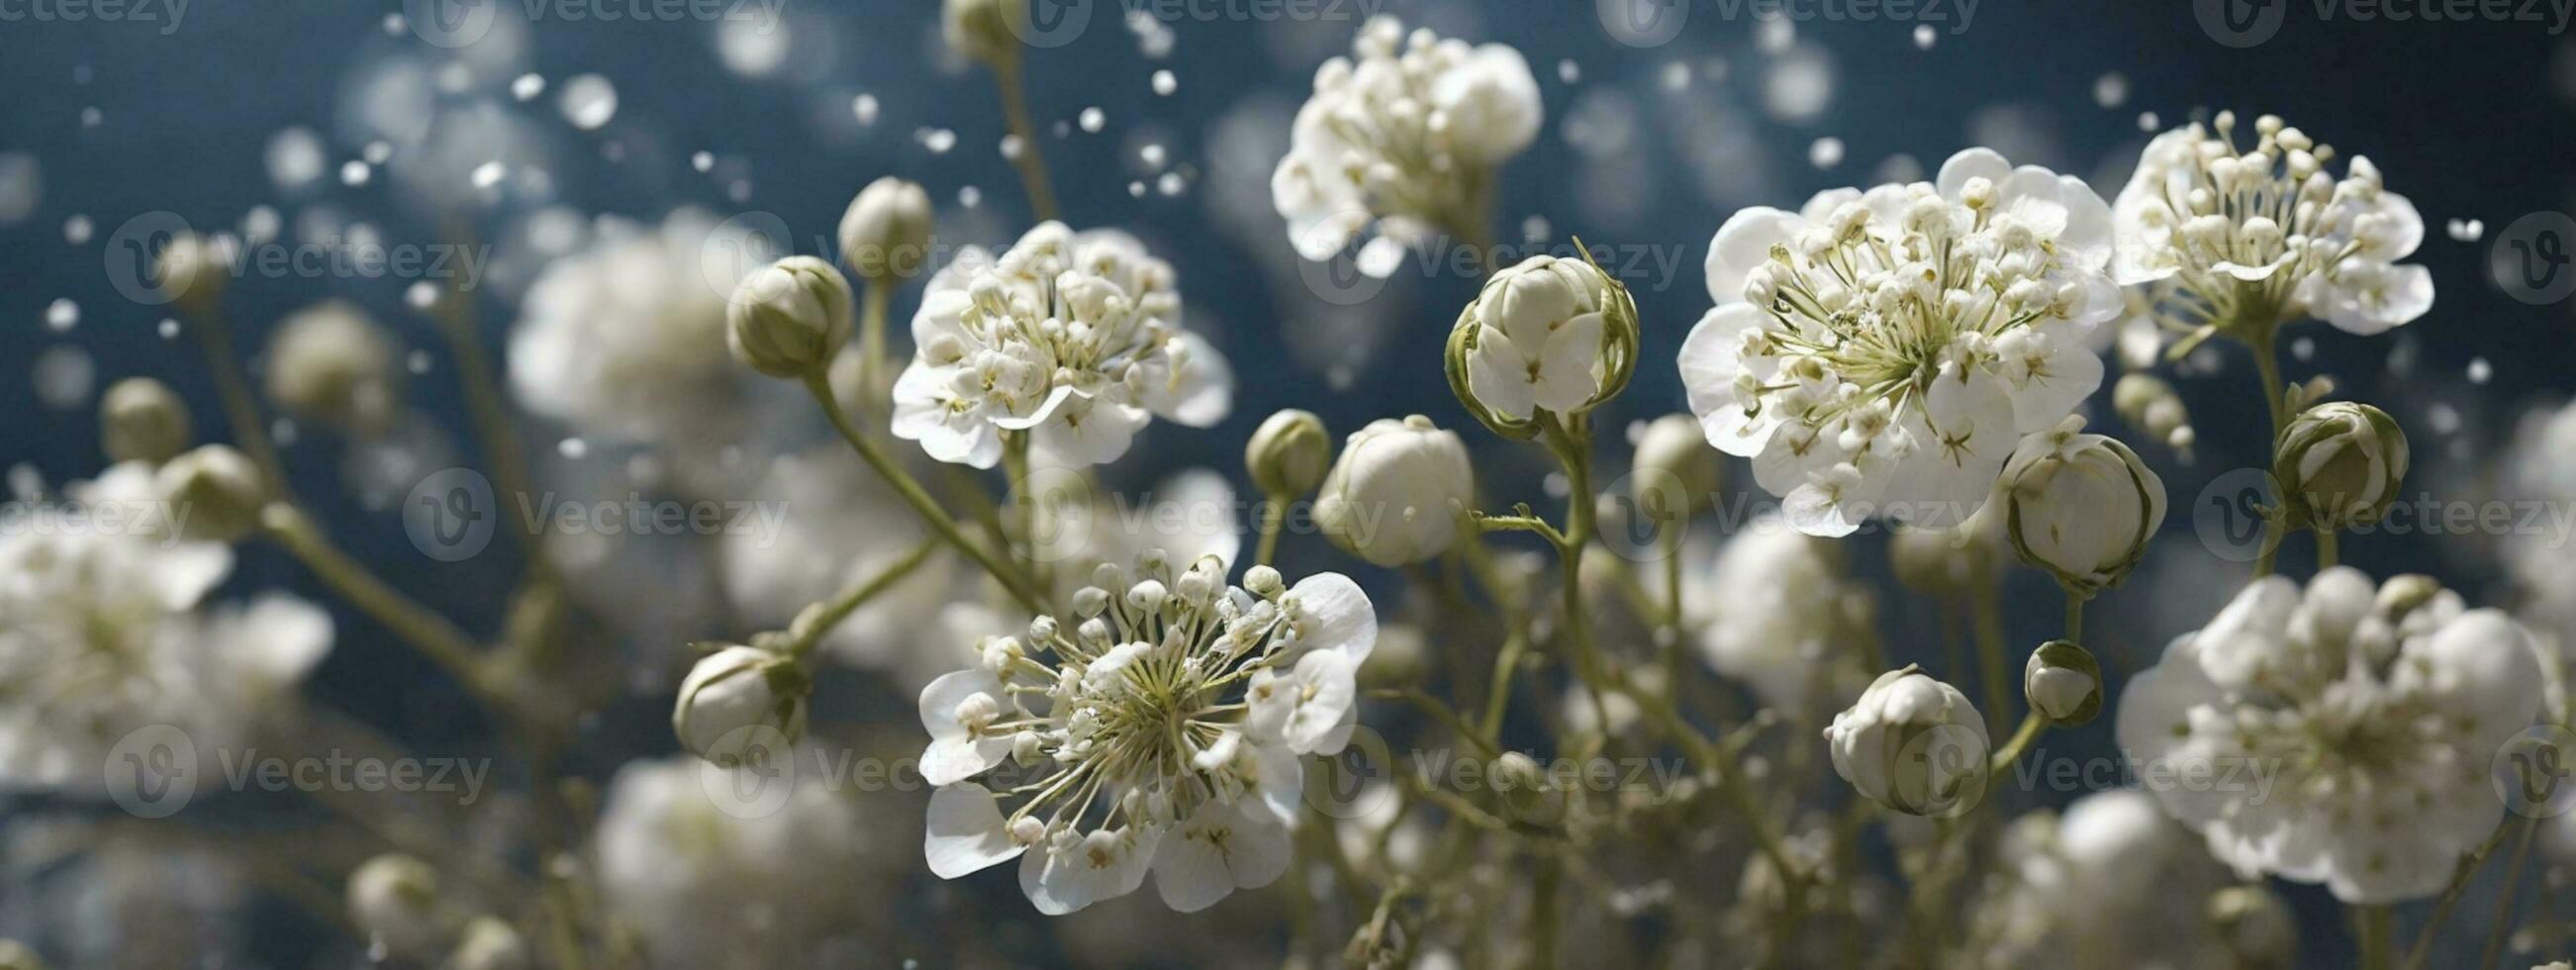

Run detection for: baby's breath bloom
[[2113, 112, 2431, 337], [1679, 148, 2120, 536], [1271, 16, 1540, 275], [1825, 666, 1989, 817], [891, 222, 1230, 469], [1312, 416, 1474, 567], [920, 554, 1377, 914], [2118, 568, 2542, 903]]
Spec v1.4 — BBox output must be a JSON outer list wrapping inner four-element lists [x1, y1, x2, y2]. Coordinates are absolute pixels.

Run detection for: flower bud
[[943, 0, 1019, 64], [672, 643, 811, 762], [1313, 416, 1474, 567], [1632, 414, 1722, 513], [838, 177, 934, 281], [1824, 666, 1989, 817], [2022, 640, 2103, 725], [2207, 886, 2295, 968], [2112, 372, 2196, 460], [1997, 417, 2167, 595], [266, 300, 401, 436], [727, 256, 854, 378], [2274, 401, 2408, 530], [0, 940, 42, 970], [448, 917, 529, 970], [1245, 409, 1332, 498], [154, 444, 267, 543], [154, 232, 231, 313], [1451, 253, 1637, 433], [346, 853, 447, 959], [100, 377, 192, 464]]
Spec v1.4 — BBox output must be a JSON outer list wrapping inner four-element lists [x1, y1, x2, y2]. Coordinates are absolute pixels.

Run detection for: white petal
[[1935, 146, 2013, 201], [1466, 331, 1539, 421], [1704, 208, 1805, 304], [1284, 572, 1378, 664], [925, 783, 1024, 879], [1530, 312, 1605, 415]]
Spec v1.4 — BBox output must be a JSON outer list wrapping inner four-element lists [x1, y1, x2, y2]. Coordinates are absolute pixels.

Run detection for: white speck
[[513, 73, 546, 101], [716, 16, 792, 77], [2093, 72, 2130, 109], [1139, 144, 1167, 169], [157, 319, 180, 339], [45, 299, 78, 332], [340, 160, 372, 187], [1761, 47, 1834, 123], [265, 127, 326, 191], [2290, 337, 2315, 361], [1156, 172, 1185, 197], [63, 214, 93, 244], [559, 74, 620, 131], [381, 13, 406, 35], [2445, 218, 2486, 242], [558, 437, 589, 460], [363, 141, 394, 164], [691, 151, 715, 172], [959, 186, 981, 208], [1079, 107, 1105, 133], [1000, 134, 1025, 160], [1151, 70, 1177, 96], [1660, 61, 1691, 91], [406, 281, 438, 310], [2428, 402, 2461, 436], [34, 344, 93, 411], [271, 419, 298, 447], [80, 107, 102, 128], [2137, 111, 2161, 132], [1756, 18, 1794, 53], [0, 151, 42, 225], [1522, 215, 1551, 242], [853, 93, 880, 126], [1558, 59, 1581, 84], [1808, 137, 1845, 169], [407, 349, 433, 375], [240, 205, 280, 243], [1052, 120, 1073, 139], [920, 128, 957, 153], [1913, 25, 1936, 49], [2468, 357, 2493, 384], [726, 179, 751, 203], [1128, 180, 1147, 198], [471, 161, 507, 188]]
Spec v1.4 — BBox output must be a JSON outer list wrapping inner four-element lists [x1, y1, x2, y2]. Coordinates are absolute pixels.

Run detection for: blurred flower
[[838, 177, 935, 282], [346, 853, 449, 960], [1969, 790, 2273, 969], [592, 754, 876, 966], [1272, 16, 1540, 275], [891, 222, 1230, 469], [1678, 148, 2119, 535], [920, 555, 1375, 914], [2113, 112, 2430, 336], [1692, 519, 1873, 718], [508, 209, 765, 446], [98, 378, 191, 466], [265, 300, 402, 437], [2118, 568, 2540, 903]]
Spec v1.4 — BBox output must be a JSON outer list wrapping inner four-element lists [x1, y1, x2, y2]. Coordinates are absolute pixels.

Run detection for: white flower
[[919, 555, 1377, 914], [0, 467, 328, 794], [508, 210, 767, 444], [1991, 416, 2167, 594], [447, 918, 529, 970], [837, 176, 935, 280], [592, 755, 874, 966], [890, 222, 1230, 469], [2112, 112, 2431, 336], [347, 854, 448, 958], [725, 255, 853, 378], [1971, 790, 2266, 969], [1678, 147, 2120, 536], [1271, 17, 1542, 273], [1691, 519, 1873, 717], [2117, 568, 2542, 903], [1025, 467, 1246, 601], [671, 644, 810, 763], [2274, 400, 2409, 530], [1312, 416, 1475, 567], [1458, 254, 1630, 423], [264, 299, 401, 436], [1824, 666, 1989, 816]]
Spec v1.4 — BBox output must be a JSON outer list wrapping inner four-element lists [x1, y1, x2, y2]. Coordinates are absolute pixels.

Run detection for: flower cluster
[[1271, 16, 1541, 274], [920, 554, 1376, 914], [1678, 148, 2121, 536], [2118, 568, 2541, 903], [892, 222, 1231, 469], [2112, 112, 2431, 337]]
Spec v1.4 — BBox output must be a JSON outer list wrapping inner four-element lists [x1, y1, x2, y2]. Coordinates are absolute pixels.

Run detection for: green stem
[[800, 373, 1044, 613], [183, 306, 289, 492], [261, 506, 493, 699], [2247, 323, 2289, 436], [1970, 581, 2011, 735], [2064, 589, 2087, 644], [2478, 816, 2540, 970], [2254, 511, 2286, 578], [2407, 821, 2520, 970], [787, 537, 939, 658], [2316, 528, 2340, 568], [2356, 904, 2395, 970], [1255, 494, 1287, 567], [1987, 712, 2048, 774], [991, 56, 1059, 224], [857, 278, 892, 414]]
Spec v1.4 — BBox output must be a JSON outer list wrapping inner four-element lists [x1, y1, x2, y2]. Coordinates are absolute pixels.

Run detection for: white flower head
[[1691, 519, 1874, 718], [1992, 416, 2167, 595], [508, 210, 763, 445], [1312, 416, 1475, 567], [1679, 147, 2120, 536], [1824, 665, 1990, 817], [1271, 17, 1542, 274], [919, 554, 1377, 914], [2118, 568, 2542, 903], [891, 222, 1230, 469], [2113, 112, 2431, 337], [1452, 253, 1639, 436]]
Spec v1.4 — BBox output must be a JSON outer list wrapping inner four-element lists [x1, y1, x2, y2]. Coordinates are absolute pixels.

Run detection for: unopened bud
[[100, 377, 192, 464], [154, 444, 267, 543], [2274, 401, 2407, 530], [1245, 409, 1331, 499], [2023, 640, 2103, 725], [727, 256, 854, 378]]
